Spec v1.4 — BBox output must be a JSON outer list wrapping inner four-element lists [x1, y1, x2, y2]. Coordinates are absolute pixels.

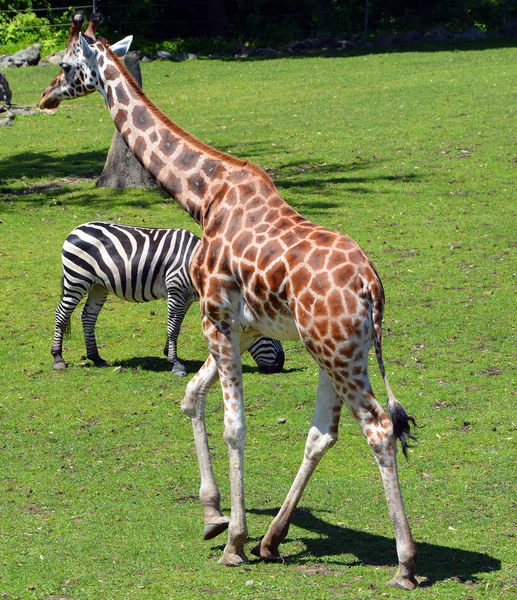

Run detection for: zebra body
[[52, 221, 284, 375]]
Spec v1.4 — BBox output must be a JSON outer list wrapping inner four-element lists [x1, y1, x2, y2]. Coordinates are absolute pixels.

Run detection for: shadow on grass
[[0, 148, 421, 217], [242, 507, 500, 586], [219, 36, 517, 63], [0, 149, 106, 181], [112, 355, 303, 375]]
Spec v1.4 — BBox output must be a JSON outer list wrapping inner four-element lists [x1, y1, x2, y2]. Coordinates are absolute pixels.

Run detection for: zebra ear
[[110, 35, 133, 57]]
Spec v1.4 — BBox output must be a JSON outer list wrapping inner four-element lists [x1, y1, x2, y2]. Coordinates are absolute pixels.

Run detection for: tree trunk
[[96, 52, 159, 189]]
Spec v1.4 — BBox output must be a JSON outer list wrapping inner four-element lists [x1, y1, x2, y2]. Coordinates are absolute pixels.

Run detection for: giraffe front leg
[[202, 315, 249, 566], [252, 369, 340, 560], [181, 355, 229, 540]]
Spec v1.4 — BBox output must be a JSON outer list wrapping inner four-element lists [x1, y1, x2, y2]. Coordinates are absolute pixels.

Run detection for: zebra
[[51, 221, 285, 376]]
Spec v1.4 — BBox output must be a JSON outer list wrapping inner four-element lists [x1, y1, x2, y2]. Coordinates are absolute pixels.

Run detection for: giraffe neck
[[97, 45, 246, 225]]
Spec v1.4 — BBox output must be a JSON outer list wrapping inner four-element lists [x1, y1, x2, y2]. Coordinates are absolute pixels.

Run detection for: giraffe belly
[[238, 299, 300, 341]]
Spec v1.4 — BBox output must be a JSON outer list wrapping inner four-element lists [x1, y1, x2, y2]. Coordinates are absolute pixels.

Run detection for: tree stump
[[96, 52, 159, 189], [0, 71, 12, 106]]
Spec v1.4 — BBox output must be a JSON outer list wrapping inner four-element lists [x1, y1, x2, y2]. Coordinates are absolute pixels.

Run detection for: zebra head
[[39, 12, 132, 110]]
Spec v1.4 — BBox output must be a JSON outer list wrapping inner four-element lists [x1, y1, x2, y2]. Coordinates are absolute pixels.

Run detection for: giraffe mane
[[101, 39, 272, 179]]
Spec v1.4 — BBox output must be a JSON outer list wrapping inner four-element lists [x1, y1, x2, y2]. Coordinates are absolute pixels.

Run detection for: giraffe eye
[[59, 62, 72, 73]]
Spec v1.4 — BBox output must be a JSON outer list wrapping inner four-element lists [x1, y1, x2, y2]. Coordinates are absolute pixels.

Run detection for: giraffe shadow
[[237, 507, 500, 586]]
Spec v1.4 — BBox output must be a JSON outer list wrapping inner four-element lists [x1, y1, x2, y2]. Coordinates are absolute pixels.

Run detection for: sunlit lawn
[[0, 39, 515, 599]]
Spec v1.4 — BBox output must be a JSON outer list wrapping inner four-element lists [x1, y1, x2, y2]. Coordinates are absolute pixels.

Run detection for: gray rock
[[10, 106, 39, 117], [47, 49, 66, 66], [0, 44, 41, 68], [156, 50, 173, 60], [456, 26, 486, 41], [0, 55, 12, 68], [0, 71, 12, 105], [424, 25, 453, 42], [12, 44, 41, 67], [0, 117, 13, 126], [316, 31, 335, 44], [396, 31, 422, 43], [174, 52, 198, 61], [255, 47, 278, 57]]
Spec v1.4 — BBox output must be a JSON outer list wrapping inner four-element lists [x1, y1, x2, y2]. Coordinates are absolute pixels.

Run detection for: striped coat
[[51, 222, 284, 375]]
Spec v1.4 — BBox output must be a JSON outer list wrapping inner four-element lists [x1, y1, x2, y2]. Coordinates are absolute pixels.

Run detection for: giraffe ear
[[80, 34, 95, 60], [110, 36, 133, 57]]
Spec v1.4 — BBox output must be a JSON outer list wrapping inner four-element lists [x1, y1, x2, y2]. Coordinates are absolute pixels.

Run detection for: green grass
[[1, 41, 516, 599]]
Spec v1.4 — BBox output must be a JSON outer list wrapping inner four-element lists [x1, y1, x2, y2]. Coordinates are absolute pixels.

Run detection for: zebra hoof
[[52, 358, 67, 370], [171, 365, 187, 377], [90, 357, 109, 367]]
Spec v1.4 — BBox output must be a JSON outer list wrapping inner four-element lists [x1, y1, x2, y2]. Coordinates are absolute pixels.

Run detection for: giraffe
[[39, 14, 419, 589]]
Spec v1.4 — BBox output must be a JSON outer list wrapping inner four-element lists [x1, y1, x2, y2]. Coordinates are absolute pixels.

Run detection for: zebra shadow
[[112, 356, 300, 375], [237, 507, 501, 586], [113, 356, 204, 373]]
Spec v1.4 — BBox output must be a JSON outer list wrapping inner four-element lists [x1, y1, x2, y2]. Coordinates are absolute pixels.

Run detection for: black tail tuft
[[387, 400, 418, 458]]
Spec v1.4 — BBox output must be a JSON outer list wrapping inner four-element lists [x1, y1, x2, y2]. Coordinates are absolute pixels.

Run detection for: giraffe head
[[39, 12, 132, 109]]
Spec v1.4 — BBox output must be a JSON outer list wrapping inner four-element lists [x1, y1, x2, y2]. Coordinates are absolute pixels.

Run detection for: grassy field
[[0, 39, 516, 599]]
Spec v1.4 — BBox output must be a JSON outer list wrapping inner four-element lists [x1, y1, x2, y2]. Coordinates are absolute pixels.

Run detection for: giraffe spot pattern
[[134, 135, 147, 158], [187, 174, 208, 197], [149, 151, 165, 178], [115, 83, 130, 106], [175, 148, 201, 170], [158, 128, 178, 156], [132, 105, 154, 131], [103, 65, 118, 80]]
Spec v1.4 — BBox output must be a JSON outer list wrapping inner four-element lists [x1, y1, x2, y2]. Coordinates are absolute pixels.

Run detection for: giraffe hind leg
[[181, 354, 229, 540], [343, 384, 418, 589], [252, 368, 340, 560]]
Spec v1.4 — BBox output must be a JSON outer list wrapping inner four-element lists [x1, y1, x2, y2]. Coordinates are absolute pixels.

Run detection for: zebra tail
[[369, 283, 418, 458]]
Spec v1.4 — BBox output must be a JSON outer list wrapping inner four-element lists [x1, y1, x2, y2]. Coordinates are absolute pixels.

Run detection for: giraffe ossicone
[[39, 15, 419, 590]]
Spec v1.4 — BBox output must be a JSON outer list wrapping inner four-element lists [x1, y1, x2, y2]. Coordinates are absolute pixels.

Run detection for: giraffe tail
[[368, 283, 417, 457]]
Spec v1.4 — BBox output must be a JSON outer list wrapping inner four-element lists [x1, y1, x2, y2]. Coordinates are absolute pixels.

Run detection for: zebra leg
[[80, 284, 109, 367], [52, 278, 88, 370], [166, 288, 191, 376], [248, 337, 285, 374]]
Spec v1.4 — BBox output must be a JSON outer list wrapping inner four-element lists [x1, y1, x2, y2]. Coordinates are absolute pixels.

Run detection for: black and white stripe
[[51, 221, 284, 375]]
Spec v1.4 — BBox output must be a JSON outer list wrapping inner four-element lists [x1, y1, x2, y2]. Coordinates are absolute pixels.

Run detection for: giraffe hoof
[[203, 516, 230, 540], [250, 540, 281, 561], [218, 551, 248, 566], [52, 359, 67, 370], [387, 575, 418, 590]]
